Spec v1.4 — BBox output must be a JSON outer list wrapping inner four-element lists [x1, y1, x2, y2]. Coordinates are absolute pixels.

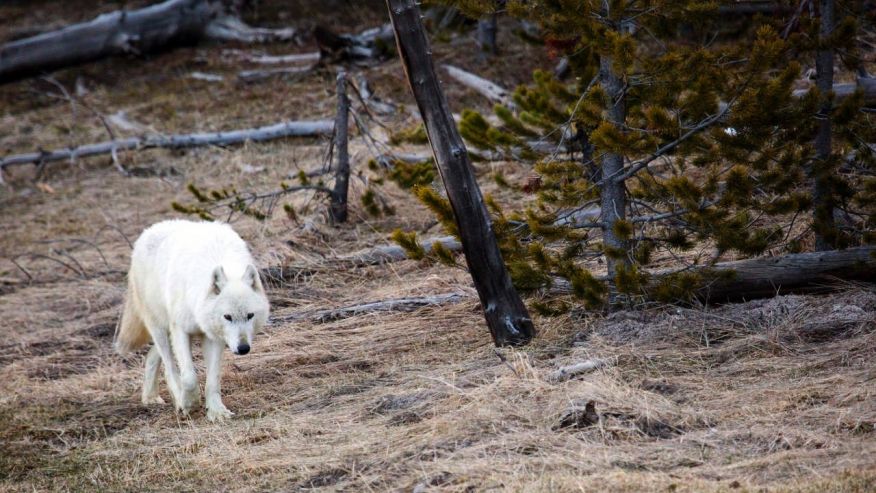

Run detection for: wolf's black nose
[[237, 344, 250, 355]]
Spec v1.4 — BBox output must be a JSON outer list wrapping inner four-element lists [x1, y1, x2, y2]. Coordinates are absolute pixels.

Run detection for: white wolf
[[115, 219, 270, 421]]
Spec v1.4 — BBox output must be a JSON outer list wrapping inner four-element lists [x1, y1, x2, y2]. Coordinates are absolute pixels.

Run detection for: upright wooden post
[[386, 0, 535, 346], [329, 70, 350, 224]]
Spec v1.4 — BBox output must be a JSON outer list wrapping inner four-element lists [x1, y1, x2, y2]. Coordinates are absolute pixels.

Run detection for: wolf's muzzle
[[236, 343, 250, 355]]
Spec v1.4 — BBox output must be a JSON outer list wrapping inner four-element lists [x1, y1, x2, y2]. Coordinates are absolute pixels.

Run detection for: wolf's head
[[205, 264, 270, 355]]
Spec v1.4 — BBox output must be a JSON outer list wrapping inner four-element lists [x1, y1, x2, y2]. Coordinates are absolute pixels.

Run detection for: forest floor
[[1, 1, 875, 492]]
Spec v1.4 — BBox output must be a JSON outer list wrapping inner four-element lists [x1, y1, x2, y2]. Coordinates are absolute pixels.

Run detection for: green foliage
[[414, 186, 459, 237], [391, 229, 426, 260], [283, 203, 298, 222], [431, 241, 458, 267], [648, 272, 704, 304], [410, 0, 876, 312], [387, 159, 436, 189], [389, 123, 429, 145], [361, 188, 382, 217]]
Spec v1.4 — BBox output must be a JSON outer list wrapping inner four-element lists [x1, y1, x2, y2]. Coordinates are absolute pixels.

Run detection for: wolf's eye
[[224, 314, 232, 321], [246, 313, 254, 320]]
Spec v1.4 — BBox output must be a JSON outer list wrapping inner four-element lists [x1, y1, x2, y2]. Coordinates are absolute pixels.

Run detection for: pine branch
[[611, 108, 731, 184]]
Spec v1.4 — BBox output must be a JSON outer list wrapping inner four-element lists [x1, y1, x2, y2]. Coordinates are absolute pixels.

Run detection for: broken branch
[[548, 358, 611, 383]]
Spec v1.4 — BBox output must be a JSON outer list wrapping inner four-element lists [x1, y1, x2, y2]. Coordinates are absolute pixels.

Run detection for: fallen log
[[352, 74, 396, 115], [270, 292, 466, 324], [202, 14, 298, 44], [339, 235, 462, 266], [258, 235, 462, 284], [716, 1, 793, 14], [314, 23, 395, 64], [791, 76, 876, 105], [550, 246, 876, 303], [443, 64, 513, 107], [235, 51, 321, 65], [237, 64, 315, 83], [691, 246, 876, 302], [301, 240, 875, 304], [1, 119, 333, 172], [0, 0, 300, 85]]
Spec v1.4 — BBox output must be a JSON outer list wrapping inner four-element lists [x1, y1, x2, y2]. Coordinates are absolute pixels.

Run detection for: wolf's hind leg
[[141, 345, 165, 405], [149, 327, 184, 410]]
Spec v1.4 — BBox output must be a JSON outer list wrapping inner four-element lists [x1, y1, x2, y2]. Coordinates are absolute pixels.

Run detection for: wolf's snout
[[236, 343, 250, 355]]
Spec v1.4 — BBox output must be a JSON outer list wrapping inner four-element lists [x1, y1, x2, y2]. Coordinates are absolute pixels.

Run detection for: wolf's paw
[[142, 394, 166, 405], [206, 404, 234, 422]]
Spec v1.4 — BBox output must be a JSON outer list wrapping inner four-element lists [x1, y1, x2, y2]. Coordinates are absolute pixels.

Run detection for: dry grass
[[2, 2, 876, 492]]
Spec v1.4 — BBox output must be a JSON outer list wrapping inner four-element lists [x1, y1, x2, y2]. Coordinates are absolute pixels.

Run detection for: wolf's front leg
[[203, 337, 233, 422], [171, 328, 200, 415]]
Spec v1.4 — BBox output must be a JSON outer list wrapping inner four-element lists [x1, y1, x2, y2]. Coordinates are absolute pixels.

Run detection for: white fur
[[121, 219, 269, 421]]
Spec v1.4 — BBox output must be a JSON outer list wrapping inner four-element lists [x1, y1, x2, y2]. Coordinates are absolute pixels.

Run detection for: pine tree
[[398, 0, 875, 309]]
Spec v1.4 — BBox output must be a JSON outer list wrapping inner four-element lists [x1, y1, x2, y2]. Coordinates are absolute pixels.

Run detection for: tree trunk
[[476, 14, 498, 60], [386, 0, 535, 347], [599, 27, 630, 304], [329, 71, 351, 224], [812, 0, 836, 251]]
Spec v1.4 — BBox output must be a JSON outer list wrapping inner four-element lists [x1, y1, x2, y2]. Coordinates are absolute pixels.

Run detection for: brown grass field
[[1, 1, 875, 491]]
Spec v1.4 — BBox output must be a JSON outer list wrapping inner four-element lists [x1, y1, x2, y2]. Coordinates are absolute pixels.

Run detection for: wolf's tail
[[114, 275, 150, 354]]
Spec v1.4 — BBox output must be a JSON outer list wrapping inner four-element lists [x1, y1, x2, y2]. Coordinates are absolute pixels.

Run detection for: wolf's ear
[[243, 264, 264, 293], [212, 266, 228, 295]]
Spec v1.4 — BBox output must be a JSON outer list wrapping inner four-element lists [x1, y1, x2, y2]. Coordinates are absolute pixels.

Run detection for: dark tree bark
[[812, 0, 836, 251], [599, 5, 630, 305], [386, 0, 535, 347], [0, 0, 299, 85], [329, 71, 350, 224]]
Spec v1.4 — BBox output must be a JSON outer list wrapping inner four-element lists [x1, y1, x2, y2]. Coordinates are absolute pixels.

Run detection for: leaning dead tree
[[387, 0, 535, 347], [0, 119, 333, 174], [329, 71, 351, 224], [0, 0, 299, 85]]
